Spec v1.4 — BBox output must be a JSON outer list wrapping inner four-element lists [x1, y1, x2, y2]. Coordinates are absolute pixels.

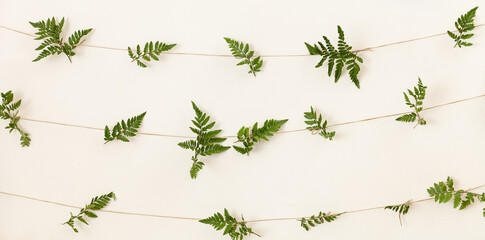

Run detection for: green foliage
[[305, 26, 363, 88], [447, 7, 478, 48], [64, 192, 116, 233], [178, 102, 230, 179], [104, 112, 146, 143], [224, 37, 263, 77], [304, 106, 335, 140], [385, 201, 411, 225], [299, 211, 341, 231], [385, 202, 411, 215], [427, 177, 485, 216], [0, 91, 31, 147], [233, 119, 288, 155], [396, 78, 427, 127], [30, 17, 92, 62], [128, 41, 177, 68], [199, 208, 260, 240]]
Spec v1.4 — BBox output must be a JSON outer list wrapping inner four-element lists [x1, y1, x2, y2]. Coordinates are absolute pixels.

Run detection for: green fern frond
[[104, 112, 146, 143], [30, 17, 92, 62], [200, 208, 261, 240], [428, 177, 485, 216], [299, 211, 341, 231], [233, 119, 288, 155], [447, 7, 478, 48], [63, 192, 116, 233], [0, 91, 31, 147], [178, 102, 229, 179], [396, 77, 427, 127], [305, 26, 363, 88], [385, 200, 411, 225], [224, 37, 263, 77], [127, 41, 177, 68], [304, 106, 335, 140]]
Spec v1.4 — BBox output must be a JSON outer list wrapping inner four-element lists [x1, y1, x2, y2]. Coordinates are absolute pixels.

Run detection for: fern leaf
[[396, 78, 427, 127], [299, 211, 340, 231], [224, 37, 263, 77], [305, 26, 363, 88], [179, 102, 229, 179], [30, 17, 92, 62], [304, 106, 335, 140], [200, 209, 260, 240], [63, 192, 115, 233], [0, 91, 31, 147], [448, 7, 478, 47], [233, 119, 287, 155], [104, 112, 146, 143], [127, 41, 176, 68]]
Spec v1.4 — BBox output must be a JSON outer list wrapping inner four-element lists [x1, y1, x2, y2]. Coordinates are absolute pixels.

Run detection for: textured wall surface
[[1, 0, 484, 239]]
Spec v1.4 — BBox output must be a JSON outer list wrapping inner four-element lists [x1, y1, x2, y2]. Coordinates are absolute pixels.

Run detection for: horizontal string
[[19, 93, 485, 139], [0, 24, 483, 57], [1, 184, 483, 223]]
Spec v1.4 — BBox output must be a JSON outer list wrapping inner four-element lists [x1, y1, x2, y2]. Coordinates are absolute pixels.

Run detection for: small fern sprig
[[127, 41, 177, 68], [396, 77, 427, 128], [233, 119, 288, 155], [304, 106, 335, 140], [0, 91, 31, 147], [224, 37, 263, 77], [178, 102, 230, 179], [104, 112, 146, 143], [305, 26, 363, 88], [63, 192, 116, 233], [447, 7, 478, 48], [199, 208, 261, 240], [427, 177, 485, 216], [299, 211, 341, 231], [30, 17, 92, 62], [385, 200, 412, 225]]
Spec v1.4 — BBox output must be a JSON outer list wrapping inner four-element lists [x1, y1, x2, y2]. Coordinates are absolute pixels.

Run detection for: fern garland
[[396, 77, 427, 127], [128, 41, 177, 68], [304, 106, 335, 140], [305, 26, 363, 88], [178, 102, 230, 179], [233, 119, 288, 155], [299, 211, 341, 231], [199, 208, 260, 240], [427, 177, 485, 216], [448, 7, 479, 48], [30, 17, 92, 62], [0, 91, 31, 147], [104, 112, 146, 143], [224, 37, 263, 76], [63, 192, 116, 233]]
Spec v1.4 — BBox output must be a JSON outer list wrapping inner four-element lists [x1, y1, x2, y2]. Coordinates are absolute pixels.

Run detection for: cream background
[[1, 0, 485, 239]]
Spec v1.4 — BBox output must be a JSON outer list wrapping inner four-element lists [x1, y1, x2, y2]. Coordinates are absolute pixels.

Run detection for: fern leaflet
[[427, 177, 485, 216], [305, 26, 363, 88], [233, 119, 288, 155], [385, 200, 411, 225], [127, 41, 176, 68], [224, 37, 263, 77], [200, 208, 260, 240], [447, 7, 478, 48], [396, 77, 427, 127], [304, 106, 335, 140], [63, 192, 116, 233], [104, 112, 146, 143], [30, 17, 92, 62], [299, 211, 341, 231], [0, 91, 31, 147], [178, 102, 230, 179]]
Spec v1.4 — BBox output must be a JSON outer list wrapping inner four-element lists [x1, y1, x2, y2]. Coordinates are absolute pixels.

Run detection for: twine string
[[0, 24, 483, 57], [0, 184, 483, 223], [17, 93, 485, 139]]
